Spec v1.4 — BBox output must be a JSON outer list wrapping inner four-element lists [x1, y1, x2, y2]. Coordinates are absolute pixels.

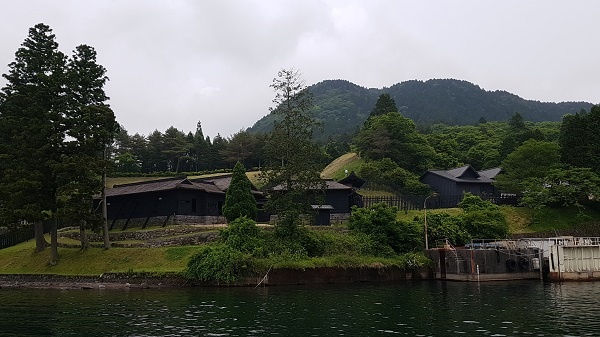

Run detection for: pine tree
[[222, 162, 257, 222], [259, 69, 325, 236]]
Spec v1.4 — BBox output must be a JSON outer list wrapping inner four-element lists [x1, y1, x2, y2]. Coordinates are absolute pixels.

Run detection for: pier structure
[[426, 236, 600, 282]]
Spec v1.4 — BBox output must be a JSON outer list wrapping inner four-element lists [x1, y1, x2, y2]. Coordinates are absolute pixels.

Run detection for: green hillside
[[247, 79, 592, 141]]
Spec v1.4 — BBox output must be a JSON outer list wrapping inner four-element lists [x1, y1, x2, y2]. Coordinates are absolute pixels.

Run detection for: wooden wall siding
[[324, 190, 352, 213], [106, 189, 225, 221]]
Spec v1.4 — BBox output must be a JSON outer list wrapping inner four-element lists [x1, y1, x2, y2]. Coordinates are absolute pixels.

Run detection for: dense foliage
[[348, 203, 423, 256], [186, 214, 429, 283], [421, 194, 509, 247], [559, 105, 600, 172]]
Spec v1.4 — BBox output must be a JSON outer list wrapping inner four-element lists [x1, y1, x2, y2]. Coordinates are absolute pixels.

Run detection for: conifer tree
[[58, 44, 117, 250], [222, 162, 257, 222], [369, 93, 398, 118], [0, 24, 117, 258], [0, 23, 67, 256]]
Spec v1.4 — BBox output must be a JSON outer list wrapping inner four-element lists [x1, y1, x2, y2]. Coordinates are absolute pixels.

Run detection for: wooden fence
[[0, 225, 35, 249], [362, 194, 518, 211], [0, 220, 62, 250]]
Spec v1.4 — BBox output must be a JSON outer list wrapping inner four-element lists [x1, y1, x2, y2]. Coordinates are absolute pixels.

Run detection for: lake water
[[1, 280, 599, 336]]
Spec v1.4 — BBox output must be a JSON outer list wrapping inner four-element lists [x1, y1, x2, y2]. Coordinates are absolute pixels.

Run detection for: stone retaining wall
[[0, 267, 432, 289]]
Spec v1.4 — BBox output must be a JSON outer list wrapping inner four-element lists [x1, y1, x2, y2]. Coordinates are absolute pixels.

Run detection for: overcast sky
[[1, 1, 599, 139]]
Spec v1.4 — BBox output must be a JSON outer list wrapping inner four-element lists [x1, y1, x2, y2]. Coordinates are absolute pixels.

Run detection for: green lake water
[[1, 280, 599, 336]]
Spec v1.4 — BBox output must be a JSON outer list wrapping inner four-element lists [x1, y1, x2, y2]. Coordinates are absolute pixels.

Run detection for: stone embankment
[[0, 273, 189, 290]]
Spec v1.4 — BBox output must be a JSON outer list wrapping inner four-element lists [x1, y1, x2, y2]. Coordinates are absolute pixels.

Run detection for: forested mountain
[[248, 78, 593, 141]]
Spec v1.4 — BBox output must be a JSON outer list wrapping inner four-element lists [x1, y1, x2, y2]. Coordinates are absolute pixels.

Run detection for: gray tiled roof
[[479, 167, 503, 179], [106, 177, 224, 197], [425, 165, 498, 184], [197, 174, 263, 195]]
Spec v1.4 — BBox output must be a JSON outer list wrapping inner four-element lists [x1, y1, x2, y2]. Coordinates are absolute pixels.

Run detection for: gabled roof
[[422, 165, 497, 184], [338, 171, 365, 188], [106, 177, 225, 197], [479, 167, 503, 179]]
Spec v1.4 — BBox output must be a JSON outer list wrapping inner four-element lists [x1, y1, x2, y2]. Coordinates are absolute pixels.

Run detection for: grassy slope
[[320, 152, 364, 180], [0, 239, 198, 275]]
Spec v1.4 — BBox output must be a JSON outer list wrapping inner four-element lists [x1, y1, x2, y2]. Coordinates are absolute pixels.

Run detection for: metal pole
[[424, 196, 429, 250]]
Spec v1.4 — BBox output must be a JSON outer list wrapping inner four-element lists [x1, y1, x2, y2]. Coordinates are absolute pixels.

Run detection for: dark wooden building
[[420, 165, 502, 207], [103, 177, 226, 228]]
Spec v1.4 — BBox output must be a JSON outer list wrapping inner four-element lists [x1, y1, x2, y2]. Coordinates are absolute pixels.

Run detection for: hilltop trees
[[0, 24, 117, 259], [494, 140, 561, 195], [368, 93, 398, 119], [356, 112, 436, 173], [560, 106, 600, 172]]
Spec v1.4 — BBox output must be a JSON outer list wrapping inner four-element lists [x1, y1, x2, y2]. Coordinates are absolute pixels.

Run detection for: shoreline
[[0, 274, 189, 290], [0, 266, 427, 290]]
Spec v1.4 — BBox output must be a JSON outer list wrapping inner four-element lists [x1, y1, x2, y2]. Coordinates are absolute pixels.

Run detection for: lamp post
[[424, 192, 438, 250]]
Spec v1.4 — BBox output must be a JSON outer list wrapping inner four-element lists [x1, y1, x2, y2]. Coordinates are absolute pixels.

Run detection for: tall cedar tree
[[0, 23, 67, 257], [0, 24, 117, 259], [260, 69, 325, 236], [222, 161, 257, 222], [58, 44, 117, 249]]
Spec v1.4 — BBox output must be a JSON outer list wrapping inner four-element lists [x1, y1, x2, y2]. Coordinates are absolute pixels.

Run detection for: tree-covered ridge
[[247, 78, 593, 141]]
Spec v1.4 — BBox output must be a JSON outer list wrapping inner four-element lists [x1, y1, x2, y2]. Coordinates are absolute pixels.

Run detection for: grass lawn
[[0, 240, 200, 275]]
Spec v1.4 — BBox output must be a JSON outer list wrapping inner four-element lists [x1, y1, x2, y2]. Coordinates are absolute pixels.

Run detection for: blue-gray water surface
[[1, 280, 598, 336]]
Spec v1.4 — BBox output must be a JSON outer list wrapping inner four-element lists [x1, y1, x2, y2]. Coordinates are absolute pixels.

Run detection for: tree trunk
[[50, 216, 59, 265], [102, 150, 111, 250], [79, 221, 90, 250], [34, 221, 49, 253]]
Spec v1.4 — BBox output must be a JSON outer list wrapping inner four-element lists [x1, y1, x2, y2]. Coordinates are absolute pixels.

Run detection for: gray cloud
[[1, 0, 599, 139]]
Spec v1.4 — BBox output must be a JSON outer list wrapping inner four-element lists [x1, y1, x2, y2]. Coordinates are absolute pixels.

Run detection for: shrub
[[458, 193, 508, 240], [461, 210, 509, 239], [458, 193, 500, 212], [348, 203, 422, 255], [185, 244, 252, 283], [423, 212, 471, 247], [220, 216, 260, 253]]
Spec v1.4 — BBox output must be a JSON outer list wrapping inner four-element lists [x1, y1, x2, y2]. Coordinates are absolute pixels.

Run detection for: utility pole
[[102, 146, 110, 249]]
